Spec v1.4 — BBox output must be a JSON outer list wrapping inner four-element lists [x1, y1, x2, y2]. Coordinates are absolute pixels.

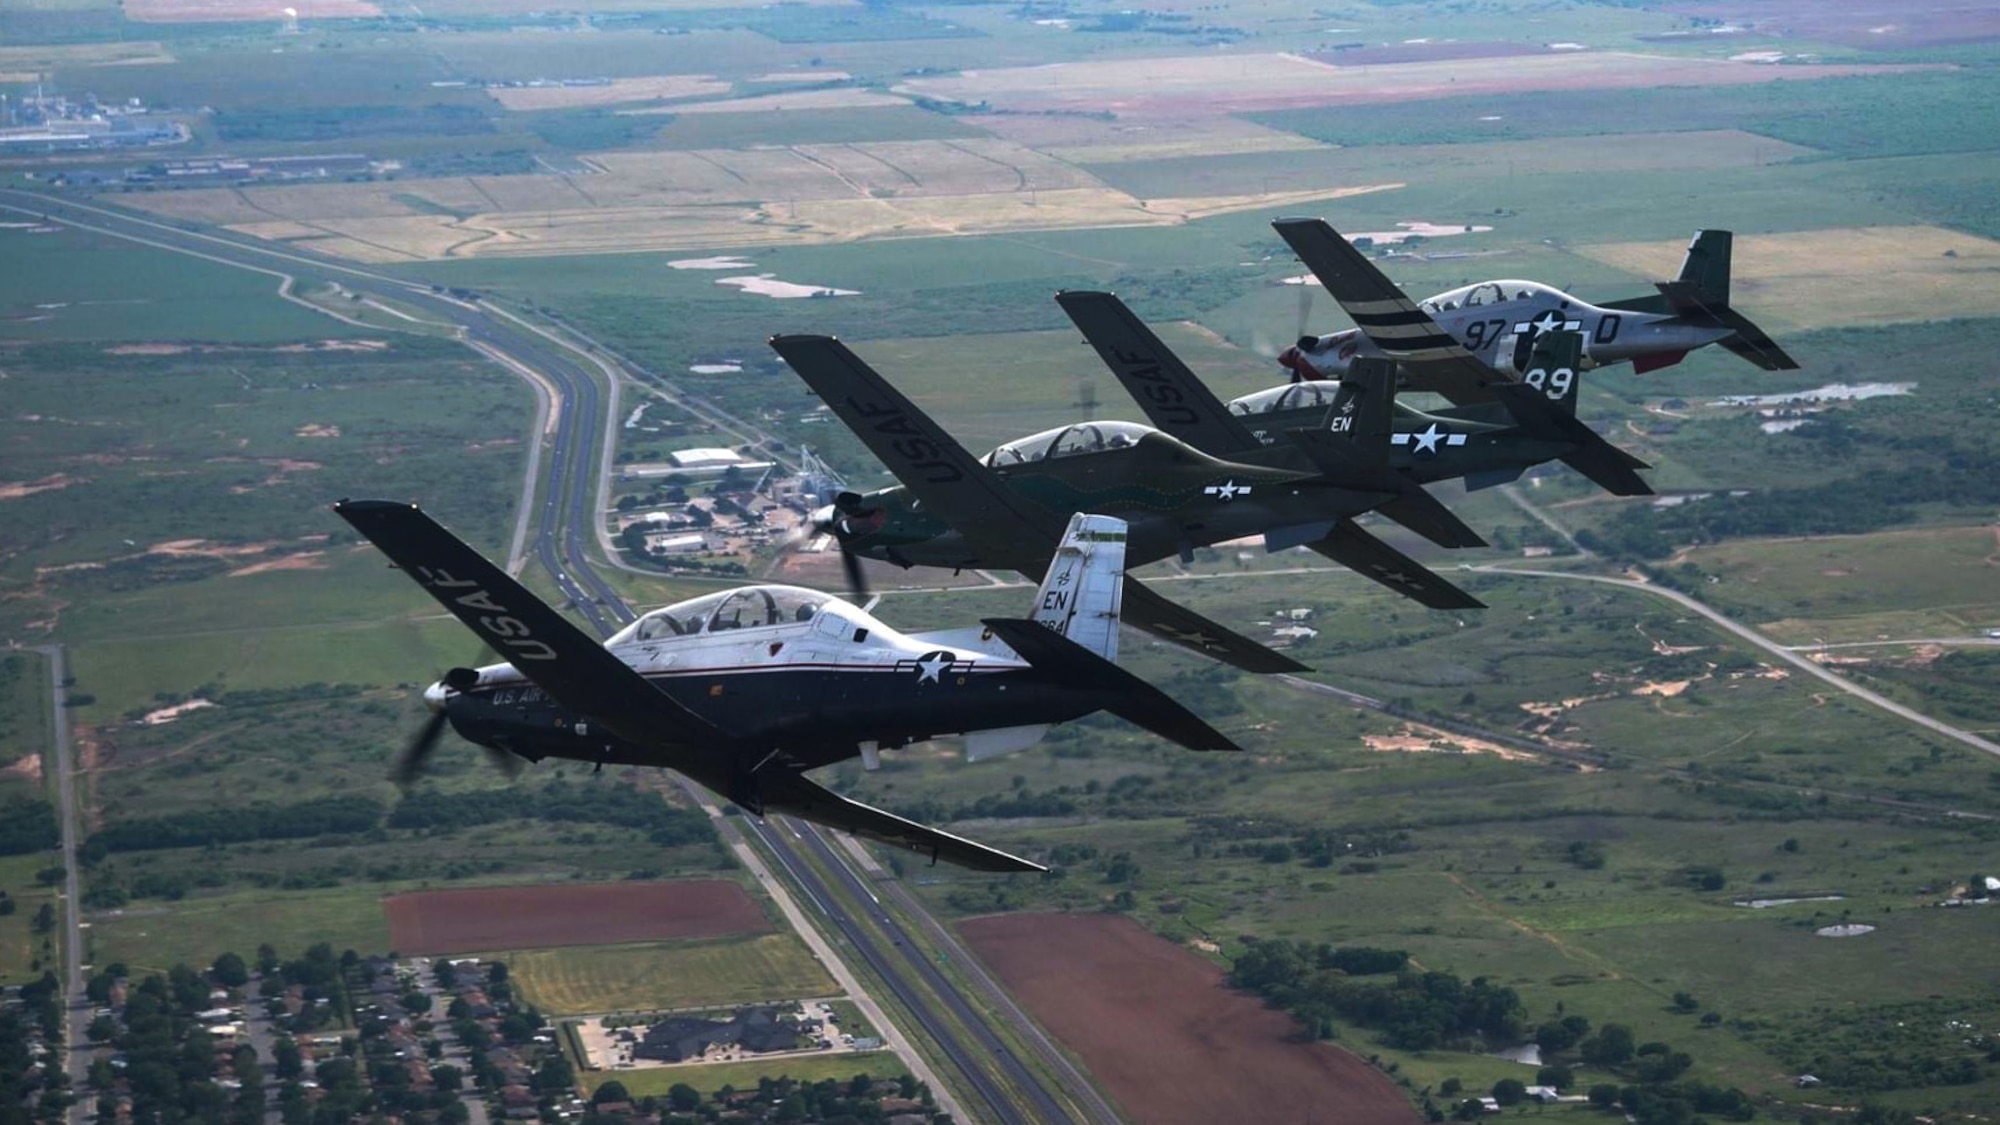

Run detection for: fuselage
[[1284, 279, 1731, 380], [428, 586, 1098, 771], [1223, 383, 1576, 484], [832, 420, 1382, 571]]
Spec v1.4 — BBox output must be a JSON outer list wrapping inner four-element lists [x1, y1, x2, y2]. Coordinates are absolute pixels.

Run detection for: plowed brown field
[[384, 880, 768, 955], [960, 913, 1421, 1125]]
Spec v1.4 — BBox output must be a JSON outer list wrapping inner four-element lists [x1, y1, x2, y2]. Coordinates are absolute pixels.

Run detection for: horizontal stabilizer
[[1309, 522, 1485, 610], [1285, 430, 1486, 549], [1122, 578, 1308, 673], [761, 772, 1046, 873], [1488, 385, 1653, 497], [981, 617, 1243, 753], [1711, 306, 1801, 371]]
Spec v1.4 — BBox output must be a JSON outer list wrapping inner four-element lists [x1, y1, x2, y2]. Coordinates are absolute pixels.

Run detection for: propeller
[[813, 490, 880, 601], [392, 661, 522, 787]]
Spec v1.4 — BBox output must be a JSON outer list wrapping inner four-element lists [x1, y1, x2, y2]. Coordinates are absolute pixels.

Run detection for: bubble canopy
[[1229, 382, 1340, 416], [985, 420, 1154, 468], [1420, 280, 1556, 313], [608, 585, 840, 644]]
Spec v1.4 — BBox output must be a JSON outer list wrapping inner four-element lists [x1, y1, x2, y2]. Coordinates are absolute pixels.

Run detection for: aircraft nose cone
[[422, 680, 449, 713]]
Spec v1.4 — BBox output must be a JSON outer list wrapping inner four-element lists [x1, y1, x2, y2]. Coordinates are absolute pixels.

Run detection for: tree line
[[1230, 940, 1524, 1049], [386, 780, 712, 847]]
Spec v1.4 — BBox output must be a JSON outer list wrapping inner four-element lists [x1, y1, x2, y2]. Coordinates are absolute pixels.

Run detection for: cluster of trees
[[888, 786, 1079, 827], [0, 1000, 68, 1125], [1580, 459, 2000, 560], [387, 780, 712, 847], [1231, 941, 1521, 1049], [90, 796, 383, 853], [0, 798, 59, 855], [93, 973, 263, 1125], [586, 1072, 936, 1125]]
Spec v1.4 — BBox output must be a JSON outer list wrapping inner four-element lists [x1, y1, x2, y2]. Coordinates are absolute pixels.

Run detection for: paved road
[[1481, 565, 2000, 760], [4, 186, 1103, 1122], [32, 645, 89, 1125]]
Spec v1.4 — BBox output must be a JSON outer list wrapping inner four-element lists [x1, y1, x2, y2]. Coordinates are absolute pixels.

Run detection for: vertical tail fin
[[1519, 329, 1583, 417], [1028, 513, 1126, 662], [1327, 356, 1394, 456], [1677, 229, 1732, 307]]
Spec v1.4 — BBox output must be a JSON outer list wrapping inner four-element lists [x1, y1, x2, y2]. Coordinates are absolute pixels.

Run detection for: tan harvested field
[[383, 880, 770, 955], [961, 913, 1422, 1125], [125, 0, 379, 20], [620, 88, 913, 116], [897, 51, 1937, 117], [126, 128, 1418, 260], [1574, 225, 2000, 331], [977, 114, 1329, 164], [486, 76, 733, 112]]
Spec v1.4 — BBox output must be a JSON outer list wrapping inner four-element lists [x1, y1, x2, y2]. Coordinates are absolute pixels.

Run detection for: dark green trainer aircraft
[[768, 335, 1489, 676], [1055, 290, 1652, 498]]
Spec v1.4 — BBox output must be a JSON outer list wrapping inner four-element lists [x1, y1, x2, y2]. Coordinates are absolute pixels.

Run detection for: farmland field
[[506, 933, 835, 1015], [8, 0, 2000, 1115], [961, 913, 1421, 1125], [384, 879, 770, 955]]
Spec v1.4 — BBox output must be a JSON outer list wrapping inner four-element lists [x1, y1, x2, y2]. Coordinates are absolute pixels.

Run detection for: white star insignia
[[913, 653, 949, 684], [1204, 480, 1250, 502], [1372, 564, 1420, 587], [1411, 423, 1445, 454]]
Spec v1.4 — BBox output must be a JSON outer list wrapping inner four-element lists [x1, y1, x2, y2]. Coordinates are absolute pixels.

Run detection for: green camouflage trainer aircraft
[[768, 334, 1489, 676], [1055, 290, 1651, 498]]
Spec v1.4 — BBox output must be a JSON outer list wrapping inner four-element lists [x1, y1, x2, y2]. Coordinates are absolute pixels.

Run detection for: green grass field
[[0, 855, 62, 986], [86, 883, 393, 975], [0, 225, 349, 344], [507, 934, 836, 1016], [580, 1051, 907, 1100]]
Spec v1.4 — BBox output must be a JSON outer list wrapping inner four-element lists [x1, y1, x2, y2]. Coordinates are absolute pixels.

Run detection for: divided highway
[[0, 191, 1106, 1125]]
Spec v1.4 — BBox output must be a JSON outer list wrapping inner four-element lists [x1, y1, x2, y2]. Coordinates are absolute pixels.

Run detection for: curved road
[[0, 189, 1099, 1125], [1480, 565, 2000, 760]]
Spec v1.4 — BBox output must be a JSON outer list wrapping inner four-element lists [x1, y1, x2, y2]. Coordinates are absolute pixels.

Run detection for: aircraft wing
[[1307, 521, 1485, 610], [1054, 290, 1262, 456], [1122, 577, 1310, 673], [332, 500, 727, 749], [1272, 217, 1505, 405], [761, 773, 1046, 873], [769, 334, 1066, 564]]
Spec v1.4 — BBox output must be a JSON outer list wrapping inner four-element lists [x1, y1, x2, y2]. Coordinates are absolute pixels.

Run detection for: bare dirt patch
[[1575, 225, 2000, 331], [2, 755, 43, 784], [960, 913, 1421, 1125], [0, 473, 83, 501], [227, 552, 327, 577], [1363, 724, 1541, 763], [295, 423, 341, 439], [383, 880, 770, 955], [125, 0, 380, 22]]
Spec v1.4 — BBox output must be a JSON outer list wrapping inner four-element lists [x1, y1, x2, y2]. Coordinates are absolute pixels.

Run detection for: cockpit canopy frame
[[609, 584, 838, 645], [984, 420, 1155, 468]]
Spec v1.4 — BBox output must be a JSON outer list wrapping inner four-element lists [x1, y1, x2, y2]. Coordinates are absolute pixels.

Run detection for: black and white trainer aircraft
[[335, 500, 1237, 873]]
